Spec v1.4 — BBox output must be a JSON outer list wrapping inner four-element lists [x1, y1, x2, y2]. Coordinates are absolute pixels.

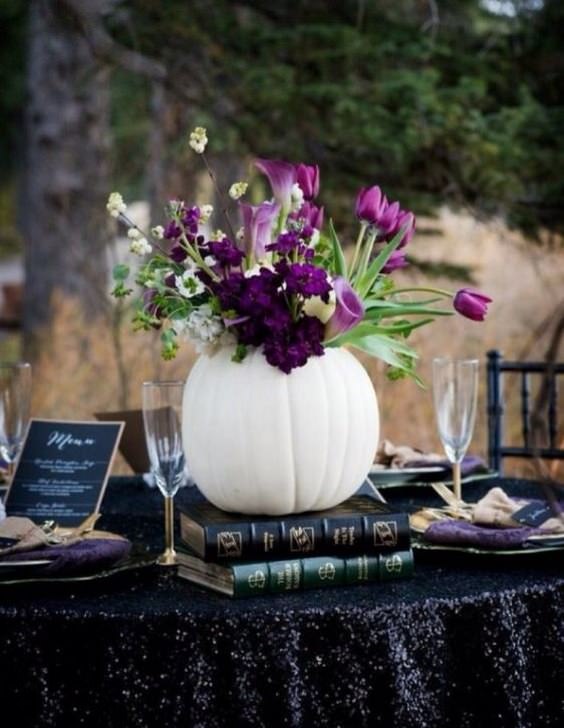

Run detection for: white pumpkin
[[182, 345, 379, 515]]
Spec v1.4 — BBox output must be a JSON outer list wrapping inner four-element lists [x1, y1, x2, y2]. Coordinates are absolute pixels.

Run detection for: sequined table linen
[[0, 477, 562, 728]]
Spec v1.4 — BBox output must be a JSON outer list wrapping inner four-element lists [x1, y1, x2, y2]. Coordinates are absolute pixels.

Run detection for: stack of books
[[176, 494, 414, 597]]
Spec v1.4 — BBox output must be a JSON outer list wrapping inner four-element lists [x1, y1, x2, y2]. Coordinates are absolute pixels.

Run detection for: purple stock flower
[[169, 242, 188, 263], [182, 206, 201, 234], [453, 288, 492, 321], [382, 250, 409, 273], [295, 164, 320, 200], [325, 277, 364, 340], [240, 201, 280, 260], [267, 230, 300, 255], [255, 159, 296, 211], [281, 262, 332, 299], [207, 238, 245, 267], [355, 186, 388, 225], [263, 315, 325, 374], [164, 221, 182, 240]]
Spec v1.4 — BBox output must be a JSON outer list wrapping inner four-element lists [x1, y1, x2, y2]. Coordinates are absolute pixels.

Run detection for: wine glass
[[0, 362, 32, 485], [432, 358, 478, 503], [142, 381, 186, 565]]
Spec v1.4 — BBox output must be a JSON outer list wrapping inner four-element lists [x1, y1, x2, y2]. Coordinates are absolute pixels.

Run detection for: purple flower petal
[[255, 159, 297, 211], [453, 288, 493, 321], [325, 276, 364, 339], [240, 201, 280, 260], [295, 164, 320, 200]]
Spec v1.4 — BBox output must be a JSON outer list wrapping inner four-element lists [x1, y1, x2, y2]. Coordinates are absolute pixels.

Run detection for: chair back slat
[[520, 372, 530, 448], [548, 374, 558, 449], [487, 350, 564, 474]]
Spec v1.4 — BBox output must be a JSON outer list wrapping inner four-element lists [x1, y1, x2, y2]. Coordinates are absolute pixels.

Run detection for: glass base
[[157, 548, 177, 566]]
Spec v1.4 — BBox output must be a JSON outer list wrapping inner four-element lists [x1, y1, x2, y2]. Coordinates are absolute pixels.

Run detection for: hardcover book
[[176, 547, 414, 598], [178, 494, 410, 562]]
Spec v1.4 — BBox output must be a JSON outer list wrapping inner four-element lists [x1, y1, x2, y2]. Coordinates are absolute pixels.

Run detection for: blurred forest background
[[0, 0, 562, 474]]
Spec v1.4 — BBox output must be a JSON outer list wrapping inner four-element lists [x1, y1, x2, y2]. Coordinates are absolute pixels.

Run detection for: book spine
[[195, 512, 410, 561], [230, 550, 414, 598]]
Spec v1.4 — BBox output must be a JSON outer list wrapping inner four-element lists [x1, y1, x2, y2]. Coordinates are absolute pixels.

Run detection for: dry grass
[[22, 209, 564, 478]]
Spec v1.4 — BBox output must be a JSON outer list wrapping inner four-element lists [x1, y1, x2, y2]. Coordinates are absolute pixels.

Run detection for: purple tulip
[[295, 164, 320, 200], [325, 276, 364, 339], [390, 210, 416, 248], [240, 201, 280, 260], [355, 186, 388, 225], [255, 159, 296, 212], [377, 200, 401, 236], [382, 250, 409, 273], [299, 201, 325, 230], [453, 288, 492, 321]]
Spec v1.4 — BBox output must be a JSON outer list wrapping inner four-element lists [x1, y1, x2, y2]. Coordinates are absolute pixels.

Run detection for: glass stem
[[7, 460, 14, 486], [158, 494, 177, 566], [452, 461, 462, 502]]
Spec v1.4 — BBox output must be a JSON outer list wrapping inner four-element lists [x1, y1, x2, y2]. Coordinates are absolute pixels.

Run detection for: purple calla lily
[[453, 288, 492, 321], [296, 164, 320, 200], [255, 159, 296, 212], [325, 276, 364, 340], [240, 201, 280, 261]]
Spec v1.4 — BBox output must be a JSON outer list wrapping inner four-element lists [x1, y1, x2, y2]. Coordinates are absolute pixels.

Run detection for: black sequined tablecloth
[[0, 477, 562, 728]]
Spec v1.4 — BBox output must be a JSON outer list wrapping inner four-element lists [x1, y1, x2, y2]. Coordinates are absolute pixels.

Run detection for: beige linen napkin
[[473, 487, 564, 533]]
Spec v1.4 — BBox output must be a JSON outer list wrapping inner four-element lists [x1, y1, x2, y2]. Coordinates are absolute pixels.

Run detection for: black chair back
[[487, 350, 564, 474]]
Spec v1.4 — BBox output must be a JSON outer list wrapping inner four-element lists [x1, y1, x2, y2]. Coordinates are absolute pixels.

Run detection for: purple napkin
[[1, 538, 131, 575], [423, 520, 543, 549]]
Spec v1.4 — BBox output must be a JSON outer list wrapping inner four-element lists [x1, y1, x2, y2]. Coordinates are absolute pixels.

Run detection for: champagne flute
[[142, 381, 185, 565], [432, 358, 478, 503], [0, 362, 32, 485]]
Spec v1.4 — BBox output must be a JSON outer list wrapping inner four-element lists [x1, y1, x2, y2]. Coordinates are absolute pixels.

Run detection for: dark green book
[[178, 494, 410, 562], [176, 548, 414, 598]]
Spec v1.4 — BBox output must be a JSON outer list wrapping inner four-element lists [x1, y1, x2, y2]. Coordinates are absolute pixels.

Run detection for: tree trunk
[[23, 0, 111, 352]]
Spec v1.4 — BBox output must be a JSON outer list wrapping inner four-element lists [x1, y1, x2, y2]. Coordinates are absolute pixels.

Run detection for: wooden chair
[[486, 350, 564, 475]]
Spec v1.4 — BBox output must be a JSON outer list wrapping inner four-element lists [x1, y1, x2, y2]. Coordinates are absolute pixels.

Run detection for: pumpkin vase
[[182, 345, 379, 515]]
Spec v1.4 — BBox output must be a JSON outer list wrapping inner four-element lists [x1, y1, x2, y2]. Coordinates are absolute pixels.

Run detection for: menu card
[[4, 419, 124, 526]]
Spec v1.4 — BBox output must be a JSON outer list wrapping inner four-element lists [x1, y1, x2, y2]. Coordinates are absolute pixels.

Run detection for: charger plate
[[0, 553, 157, 586]]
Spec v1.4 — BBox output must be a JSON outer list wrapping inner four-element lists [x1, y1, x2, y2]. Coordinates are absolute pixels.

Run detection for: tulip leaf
[[328, 219, 347, 279], [355, 224, 407, 298]]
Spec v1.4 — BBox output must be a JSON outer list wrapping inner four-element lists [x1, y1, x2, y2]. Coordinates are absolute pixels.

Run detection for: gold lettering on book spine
[[318, 563, 336, 580], [373, 521, 398, 547], [248, 570, 266, 589], [289, 526, 314, 552], [383, 553, 403, 574], [217, 531, 242, 557]]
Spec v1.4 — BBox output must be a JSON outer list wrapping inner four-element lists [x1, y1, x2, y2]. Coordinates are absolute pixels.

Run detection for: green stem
[[179, 232, 221, 281], [201, 153, 238, 241], [390, 286, 453, 298], [348, 222, 368, 278], [353, 230, 377, 285]]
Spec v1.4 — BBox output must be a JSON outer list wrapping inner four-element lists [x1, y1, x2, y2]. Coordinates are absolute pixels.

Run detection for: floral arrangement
[[107, 127, 491, 378]]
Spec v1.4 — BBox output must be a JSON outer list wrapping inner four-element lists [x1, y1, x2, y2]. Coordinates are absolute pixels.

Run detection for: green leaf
[[328, 219, 347, 278], [113, 263, 130, 281], [355, 225, 406, 299], [232, 343, 248, 363], [161, 329, 179, 360]]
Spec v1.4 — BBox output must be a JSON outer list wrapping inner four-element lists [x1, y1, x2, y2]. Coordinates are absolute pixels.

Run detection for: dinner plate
[[368, 466, 495, 487], [411, 535, 564, 557], [0, 559, 52, 568], [0, 553, 157, 586]]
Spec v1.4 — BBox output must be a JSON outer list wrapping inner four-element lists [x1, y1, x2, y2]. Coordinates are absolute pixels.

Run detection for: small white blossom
[[229, 181, 248, 200], [290, 183, 304, 212], [203, 255, 217, 267], [189, 126, 208, 154], [310, 228, 320, 248], [127, 227, 143, 240], [210, 229, 226, 241], [185, 305, 224, 351], [129, 238, 152, 256], [151, 225, 164, 239], [199, 204, 214, 224], [175, 269, 205, 299], [106, 192, 126, 218]]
